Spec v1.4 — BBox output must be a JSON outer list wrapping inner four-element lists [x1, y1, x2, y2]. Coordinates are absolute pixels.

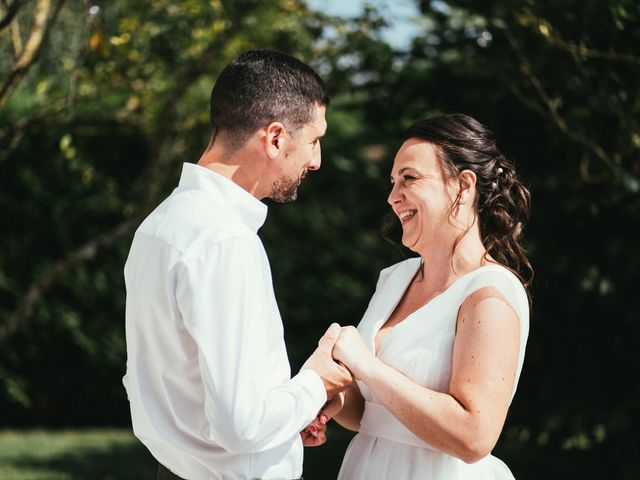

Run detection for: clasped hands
[[300, 323, 375, 446]]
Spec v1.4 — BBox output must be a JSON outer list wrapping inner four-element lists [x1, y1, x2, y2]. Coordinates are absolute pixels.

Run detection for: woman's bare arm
[[332, 286, 520, 463], [331, 383, 365, 432]]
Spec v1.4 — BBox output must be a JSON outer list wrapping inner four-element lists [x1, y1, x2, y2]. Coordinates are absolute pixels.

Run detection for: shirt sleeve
[[175, 234, 327, 455]]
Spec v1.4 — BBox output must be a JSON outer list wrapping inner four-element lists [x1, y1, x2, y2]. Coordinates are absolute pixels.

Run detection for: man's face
[[270, 104, 327, 203]]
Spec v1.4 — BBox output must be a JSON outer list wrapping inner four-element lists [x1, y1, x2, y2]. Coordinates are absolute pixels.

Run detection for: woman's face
[[387, 138, 459, 254]]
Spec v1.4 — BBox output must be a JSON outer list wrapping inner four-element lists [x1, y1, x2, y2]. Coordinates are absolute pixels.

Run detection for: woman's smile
[[398, 209, 417, 224]]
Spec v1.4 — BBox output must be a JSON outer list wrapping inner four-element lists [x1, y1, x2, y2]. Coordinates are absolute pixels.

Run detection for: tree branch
[[0, 105, 141, 161], [66, 0, 93, 109], [500, 78, 552, 121], [503, 28, 621, 176], [141, 18, 245, 212], [10, 9, 23, 58], [0, 0, 63, 108], [0, 219, 139, 342], [560, 41, 640, 65], [1, 15, 247, 342], [0, 0, 25, 32], [533, 20, 640, 65]]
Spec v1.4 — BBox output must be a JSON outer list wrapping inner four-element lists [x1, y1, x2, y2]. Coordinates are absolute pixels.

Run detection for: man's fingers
[[336, 361, 353, 380], [317, 323, 341, 348]]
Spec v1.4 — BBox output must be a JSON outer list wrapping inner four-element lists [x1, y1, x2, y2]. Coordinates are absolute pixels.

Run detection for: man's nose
[[308, 147, 321, 171]]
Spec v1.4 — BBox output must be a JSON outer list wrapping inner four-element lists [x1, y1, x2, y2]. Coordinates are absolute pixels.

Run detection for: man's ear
[[458, 169, 477, 206], [263, 122, 287, 160]]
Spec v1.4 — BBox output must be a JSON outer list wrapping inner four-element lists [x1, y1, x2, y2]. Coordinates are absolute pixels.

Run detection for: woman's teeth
[[399, 210, 416, 221]]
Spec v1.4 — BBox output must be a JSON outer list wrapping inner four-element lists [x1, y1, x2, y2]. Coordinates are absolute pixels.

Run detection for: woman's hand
[[332, 326, 377, 380], [301, 393, 345, 446], [319, 391, 345, 423], [300, 417, 327, 447]]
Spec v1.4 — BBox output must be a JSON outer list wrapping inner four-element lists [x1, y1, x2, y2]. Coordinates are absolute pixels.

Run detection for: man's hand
[[301, 323, 353, 398]]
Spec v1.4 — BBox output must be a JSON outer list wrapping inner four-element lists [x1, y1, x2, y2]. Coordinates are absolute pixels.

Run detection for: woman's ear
[[263, 122, 287, 160], [458, 169, 477, 206]]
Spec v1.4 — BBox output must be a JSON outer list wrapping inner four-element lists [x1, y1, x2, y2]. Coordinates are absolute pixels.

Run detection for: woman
[[329, 114, 532, 479]]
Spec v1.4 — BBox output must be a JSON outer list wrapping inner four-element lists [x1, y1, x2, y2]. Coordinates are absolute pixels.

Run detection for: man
[[123, 49, 352, 480]]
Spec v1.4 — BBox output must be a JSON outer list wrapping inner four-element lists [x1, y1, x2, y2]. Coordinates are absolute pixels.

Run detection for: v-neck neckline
[[372, 260, 499, 356]]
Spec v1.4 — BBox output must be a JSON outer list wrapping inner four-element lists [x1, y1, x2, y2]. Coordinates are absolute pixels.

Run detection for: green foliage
[[1, 0, 639, 478]]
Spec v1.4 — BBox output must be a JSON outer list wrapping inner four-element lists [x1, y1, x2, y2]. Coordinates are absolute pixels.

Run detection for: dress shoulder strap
[[460, 265, 530, 401], [460, 265, 529, 326]]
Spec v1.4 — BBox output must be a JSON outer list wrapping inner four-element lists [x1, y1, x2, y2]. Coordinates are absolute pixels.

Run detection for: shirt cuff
[[291, 369, 327, 414]]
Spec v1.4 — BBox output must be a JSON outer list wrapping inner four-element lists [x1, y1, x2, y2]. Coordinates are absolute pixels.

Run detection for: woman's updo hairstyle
[[403, 113, 533, 290]]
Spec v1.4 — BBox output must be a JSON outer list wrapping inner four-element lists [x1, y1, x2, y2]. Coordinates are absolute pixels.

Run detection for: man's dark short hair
[[209, 49, 329, 150]]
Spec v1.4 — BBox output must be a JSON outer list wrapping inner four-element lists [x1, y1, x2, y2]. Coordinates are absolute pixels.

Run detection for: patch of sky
[[305, 0, 424, 51]]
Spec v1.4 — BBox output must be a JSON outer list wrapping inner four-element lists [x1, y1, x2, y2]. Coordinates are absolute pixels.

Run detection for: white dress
[[338, 258, 530, 480]]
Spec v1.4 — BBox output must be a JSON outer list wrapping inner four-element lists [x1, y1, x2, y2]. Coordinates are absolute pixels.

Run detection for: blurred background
[[1, 0, 639, 478]]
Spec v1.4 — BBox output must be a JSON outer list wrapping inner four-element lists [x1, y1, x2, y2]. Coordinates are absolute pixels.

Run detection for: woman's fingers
[[301, 418, 328, 446], [319, 392, 345, 423]]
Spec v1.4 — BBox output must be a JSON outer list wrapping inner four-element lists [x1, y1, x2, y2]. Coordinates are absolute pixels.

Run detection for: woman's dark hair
[[209, 49, 329, 151], [385, 113, 533, 290]]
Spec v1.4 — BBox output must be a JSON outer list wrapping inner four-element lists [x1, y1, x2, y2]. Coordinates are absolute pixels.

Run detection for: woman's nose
[[387, 183, 402, 205]]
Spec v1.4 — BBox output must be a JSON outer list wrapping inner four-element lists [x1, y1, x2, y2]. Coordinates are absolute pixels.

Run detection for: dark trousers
[[157, 464, 186, 480], [156, 462, 303, 480]]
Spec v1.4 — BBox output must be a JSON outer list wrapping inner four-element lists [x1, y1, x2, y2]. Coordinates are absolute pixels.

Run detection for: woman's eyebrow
[[399, 166, 425, 176], [391, 166, 414, 182]]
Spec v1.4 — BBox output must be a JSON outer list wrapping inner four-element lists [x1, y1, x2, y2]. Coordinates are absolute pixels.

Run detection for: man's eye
[[403, 175, 415, 182]]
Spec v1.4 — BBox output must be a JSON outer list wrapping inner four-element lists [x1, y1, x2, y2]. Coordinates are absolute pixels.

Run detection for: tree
[[1, 0, 638, 478], [396, 1, 640, 477], [0, 0, 397, 426]]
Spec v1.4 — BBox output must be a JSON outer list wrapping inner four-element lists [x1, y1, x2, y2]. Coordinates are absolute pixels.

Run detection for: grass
[[0, 429, 157, 480], [0, 427, 355, 480]]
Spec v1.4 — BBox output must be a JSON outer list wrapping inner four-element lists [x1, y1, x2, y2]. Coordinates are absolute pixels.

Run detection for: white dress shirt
[[123, 163, 326, 480]]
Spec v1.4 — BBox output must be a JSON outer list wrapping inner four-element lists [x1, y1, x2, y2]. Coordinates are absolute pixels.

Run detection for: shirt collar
[[178, 162, 268, 232]]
